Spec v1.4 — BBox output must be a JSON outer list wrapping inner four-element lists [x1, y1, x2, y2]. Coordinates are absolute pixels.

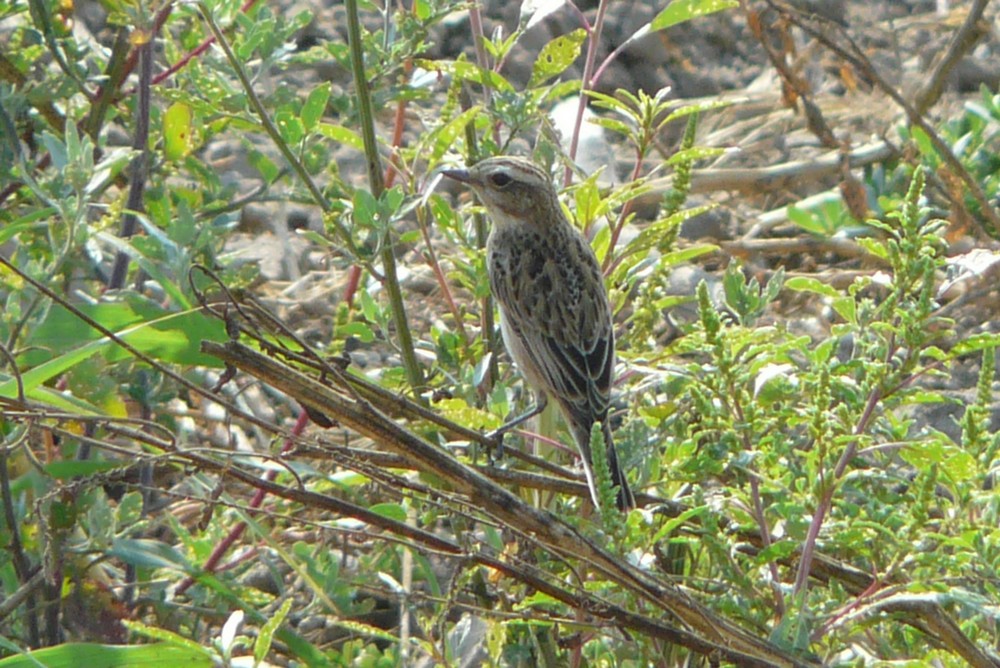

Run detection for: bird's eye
[[490, 172, 513, 188]]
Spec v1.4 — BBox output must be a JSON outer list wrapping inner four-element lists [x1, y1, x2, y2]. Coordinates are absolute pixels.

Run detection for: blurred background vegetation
[[2, 0, 1000, 665]]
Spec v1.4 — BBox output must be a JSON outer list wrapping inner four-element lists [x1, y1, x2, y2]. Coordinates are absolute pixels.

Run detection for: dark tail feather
[[570, 415, 636, 511], [605, 431, 636, 511]]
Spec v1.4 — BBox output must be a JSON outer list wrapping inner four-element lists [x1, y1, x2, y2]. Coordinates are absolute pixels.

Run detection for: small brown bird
[[443, 156, 635, 510]]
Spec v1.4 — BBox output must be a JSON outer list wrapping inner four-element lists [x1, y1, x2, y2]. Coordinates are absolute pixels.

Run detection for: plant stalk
[[343, 0, 424, 391]]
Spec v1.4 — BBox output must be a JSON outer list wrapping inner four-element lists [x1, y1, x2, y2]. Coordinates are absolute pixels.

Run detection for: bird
[[442, 156, 635, 511]]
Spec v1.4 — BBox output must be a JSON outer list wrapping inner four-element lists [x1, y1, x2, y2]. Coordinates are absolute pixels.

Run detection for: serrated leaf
[[622, 205, 715, 259], [659, 243, 719, 266], [950, 334, 1000, 357], [666, 146, 725, 165], [125, 620, 213, 653], [434, 397, 502, 431], [117, 491, 144, 527], [855, 237, 889, 260], [529, 29, 586, 87], [901, 440, 977, 483], [755, 539, 798, 563], [786, 276, 841, 298]]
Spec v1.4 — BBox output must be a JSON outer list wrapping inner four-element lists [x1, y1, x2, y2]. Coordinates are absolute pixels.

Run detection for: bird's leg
[[486, 393, 548, 459]]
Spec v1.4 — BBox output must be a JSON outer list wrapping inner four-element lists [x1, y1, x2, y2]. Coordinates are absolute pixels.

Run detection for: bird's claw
[[484, 428, 506, 463]]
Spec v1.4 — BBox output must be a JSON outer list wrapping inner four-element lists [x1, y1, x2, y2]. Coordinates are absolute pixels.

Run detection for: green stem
[[460, 88, 499, 388], [343, 0, 423, 392]]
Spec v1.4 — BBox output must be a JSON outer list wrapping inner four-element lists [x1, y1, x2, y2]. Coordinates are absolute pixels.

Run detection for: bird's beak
[[440, 168, 472, 184]]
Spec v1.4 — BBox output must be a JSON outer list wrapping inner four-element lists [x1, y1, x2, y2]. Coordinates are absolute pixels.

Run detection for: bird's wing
[[490, 230, 614, 420]]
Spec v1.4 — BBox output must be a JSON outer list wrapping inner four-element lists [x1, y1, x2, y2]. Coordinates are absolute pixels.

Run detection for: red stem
[[152, 0, 261, 87], [176, 409, 309, 595]]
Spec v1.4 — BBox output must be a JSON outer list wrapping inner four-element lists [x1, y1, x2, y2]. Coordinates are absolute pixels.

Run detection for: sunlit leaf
[[301, 82, 331, 131], [529, 29, 586, 88], [650, 0, 738, 32], [163, 102, 195, 161]]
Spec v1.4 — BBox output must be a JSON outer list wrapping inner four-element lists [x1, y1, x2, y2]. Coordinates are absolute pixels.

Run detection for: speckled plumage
[[444, 157, 635, 510]]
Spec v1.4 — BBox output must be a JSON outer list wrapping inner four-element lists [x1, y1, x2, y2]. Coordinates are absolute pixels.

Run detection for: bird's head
[[442, 156, 563, 228]]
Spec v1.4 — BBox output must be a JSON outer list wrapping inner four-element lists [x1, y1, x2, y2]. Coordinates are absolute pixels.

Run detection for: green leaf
[[412, 0, 431, 20], [662, 98, 735, 123], [0, 643, 212, 668], [336, 320, 375, 343], [951, 333, 1000, 357], [317, 123, 366, 151], [433, 397, 502, 431], [650, 505, 709, 543], [529, 29, 586, 87], [96, 230, 191, 308], [275, 108, 305, 145], [901, 440, 977, 483], [755, 539, 798, 564], [368, 502, 408, 522], [786, 276, 841, 299], [855, 237, 889, 260], [248, 148, 280, 182], [519, 0, 565, 31], [43, 460, 125, 479], [787, 205, 831, 237], [620, 205, 715, 260], [650, 0, 738, 32], [588, 116, 633, 138], [20, 300, 229, 370], [301, 82, 331, 131], [0, 208, 57, 244], [666, 146, 725, 165], [109, 538, 192, 571], [517, 591, 562, 610], [430, 106, 481, 162], [163, 102, 195, 161], [125, 620, 216, 655], [255, 598, 293, 664], [659, 243, 719, 266], [117, 491, 145, 527], [423, 58, 515, 93], [0, 305, 228, 406], [909, 125, 939, 165]]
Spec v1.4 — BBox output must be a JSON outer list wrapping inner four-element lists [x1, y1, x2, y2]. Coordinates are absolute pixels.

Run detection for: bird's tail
[[605, 425, 636, 511], [570, 417, 635, 511]]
